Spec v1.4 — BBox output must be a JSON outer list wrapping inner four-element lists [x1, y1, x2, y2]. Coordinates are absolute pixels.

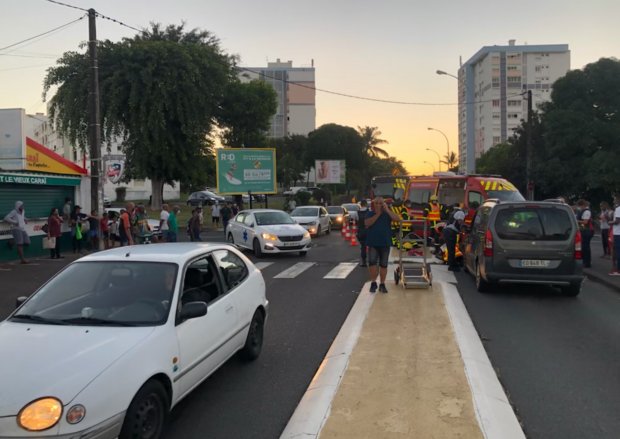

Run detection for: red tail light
[[483, 229, 493, 257], [574, 230, 582, 260]]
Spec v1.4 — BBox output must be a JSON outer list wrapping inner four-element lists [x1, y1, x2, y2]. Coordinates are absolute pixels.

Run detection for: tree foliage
[[357, 126, 389, 158], [217, 79, 277, 147], [44, 23, 236, 208]]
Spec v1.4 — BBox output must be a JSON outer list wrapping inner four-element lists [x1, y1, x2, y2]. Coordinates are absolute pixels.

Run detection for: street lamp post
[[427, 127, 450, 168], [425, 148, 441, 172], [436, 69, 458, 80], [423, 161, 435, 173]]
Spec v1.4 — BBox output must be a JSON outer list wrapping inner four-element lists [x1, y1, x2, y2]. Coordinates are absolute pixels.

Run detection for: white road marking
[[254, 262, 274, 271], [323, 262, 358, 279], [274, 262, 315, 279]]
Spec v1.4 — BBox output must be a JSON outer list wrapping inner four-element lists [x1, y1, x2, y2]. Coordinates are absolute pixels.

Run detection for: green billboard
[[216, 148, 277, 195]]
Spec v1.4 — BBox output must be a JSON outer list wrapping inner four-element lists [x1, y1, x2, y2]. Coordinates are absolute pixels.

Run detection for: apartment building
[[458, 41, 570, 173], [240, 59, 316, 137]]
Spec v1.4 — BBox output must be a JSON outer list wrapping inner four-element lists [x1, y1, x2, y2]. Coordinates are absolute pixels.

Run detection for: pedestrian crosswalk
[[254, 261, 363, 280]]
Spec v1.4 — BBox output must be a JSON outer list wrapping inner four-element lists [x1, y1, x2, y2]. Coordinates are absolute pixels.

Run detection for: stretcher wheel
[[394, 267, 401, 284]]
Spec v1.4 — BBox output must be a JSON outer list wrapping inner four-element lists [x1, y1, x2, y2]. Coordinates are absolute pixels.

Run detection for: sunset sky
[[1, 0, 619, 175]]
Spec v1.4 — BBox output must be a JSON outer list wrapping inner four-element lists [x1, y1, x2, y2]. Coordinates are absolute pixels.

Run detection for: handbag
[[42, 236, 56, 249]]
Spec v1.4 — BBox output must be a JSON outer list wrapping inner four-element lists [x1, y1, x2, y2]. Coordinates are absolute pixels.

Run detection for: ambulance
[[370, 172, 524, 245]]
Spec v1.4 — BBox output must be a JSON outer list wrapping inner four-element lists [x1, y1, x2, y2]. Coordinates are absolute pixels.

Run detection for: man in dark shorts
[[365, 196, 401, 293]]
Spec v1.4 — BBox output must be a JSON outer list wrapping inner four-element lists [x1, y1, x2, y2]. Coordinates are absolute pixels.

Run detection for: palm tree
[[441, 151, 459, 172], [357, 126, 389, 158]]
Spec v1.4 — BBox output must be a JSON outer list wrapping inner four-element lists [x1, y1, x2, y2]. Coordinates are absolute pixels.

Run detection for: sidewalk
[[583, 235, 620, 291]]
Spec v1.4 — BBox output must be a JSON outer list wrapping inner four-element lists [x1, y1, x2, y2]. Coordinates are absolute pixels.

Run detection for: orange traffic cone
[[350, 230, 358, 246], [351, 219, 358, 236], [342, 220, 348, 237], [345, 222, 352, 241]]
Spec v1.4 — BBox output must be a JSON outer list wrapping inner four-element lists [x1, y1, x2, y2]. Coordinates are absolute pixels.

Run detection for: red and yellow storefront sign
[[25, 137, 87, 175]]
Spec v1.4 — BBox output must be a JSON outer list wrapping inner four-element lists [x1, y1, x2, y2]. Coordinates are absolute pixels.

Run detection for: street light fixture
[[425, 148, 441, 172], [423, 161, 435, 173], [436, 69, 458, 80], [427, 127, 450, 167]]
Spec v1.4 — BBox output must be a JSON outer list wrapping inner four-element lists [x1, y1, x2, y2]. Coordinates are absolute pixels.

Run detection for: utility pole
[[525, 90, 533, 200], [88, 9, 103, 219]]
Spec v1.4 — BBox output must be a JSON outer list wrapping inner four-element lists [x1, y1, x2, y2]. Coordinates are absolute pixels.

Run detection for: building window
[[508, 100, 521, 106], [492, 99, 500, 107], [493, 136, 501, 144], [492, 77, 500, 87]]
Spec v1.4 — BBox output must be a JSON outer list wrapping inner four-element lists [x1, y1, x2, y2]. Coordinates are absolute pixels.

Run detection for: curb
[[438, 268, 526, 439], [584, 270, 620, 292], [279, 283, 375, 439]]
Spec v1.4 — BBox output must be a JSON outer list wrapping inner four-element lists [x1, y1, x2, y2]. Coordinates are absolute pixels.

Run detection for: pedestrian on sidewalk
[[599, 201, 612, 257], [357, 200, 369, 267], [4, 201, 30, 264], [221, 202, 232, 235], [365, 196, 401, 293], [46, 207, 63, 259], [100, 211, 110, 249], [70, 205, 87, 254], [167, 206, 180, 242], [211, 202, 220, 230], [159, 204, 170, 242], [609, 195, 620, 276], [188, 209, 202, 241], [576, 199, 593, 268]]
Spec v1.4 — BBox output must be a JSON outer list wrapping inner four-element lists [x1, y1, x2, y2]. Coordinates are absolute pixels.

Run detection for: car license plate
[[520, 259, 550, 268], [282, 241, 299, 247]]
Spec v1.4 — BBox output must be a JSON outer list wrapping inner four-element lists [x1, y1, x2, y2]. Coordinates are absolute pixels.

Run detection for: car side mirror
[[15, 296, 27, 309], [179, 301, 207, 322]]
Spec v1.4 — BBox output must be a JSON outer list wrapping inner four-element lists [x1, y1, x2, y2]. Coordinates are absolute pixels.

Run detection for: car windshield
[[488, 190, 525, 202], [494, 207, 573, 241], [291, 207, 318, 217], [11, 262, 178, 326], [342, 204, 359, 211], [327, 207, 343, 214], [255, 211, 296, 225]]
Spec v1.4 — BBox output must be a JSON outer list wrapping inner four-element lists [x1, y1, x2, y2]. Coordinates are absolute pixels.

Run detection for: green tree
[[357, 126, 389, 158], [273, 135, 309, 187], [44, 23, 235, 209], [217, 79, 277, 147], [441, 151, 459, 172], [536, 57, 620, 198]]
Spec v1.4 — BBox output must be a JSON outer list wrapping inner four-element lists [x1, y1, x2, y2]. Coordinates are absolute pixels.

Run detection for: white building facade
[[240, 59, 316, 137], [28, 114, 180, 202], [458, 41, 570, 173]]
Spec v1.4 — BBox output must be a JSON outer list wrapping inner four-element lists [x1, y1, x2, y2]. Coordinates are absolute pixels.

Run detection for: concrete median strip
[[281, 264, 526, 439]]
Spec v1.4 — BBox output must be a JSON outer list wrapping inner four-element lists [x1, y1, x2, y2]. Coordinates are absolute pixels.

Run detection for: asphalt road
[[455, 271, 620, 439]]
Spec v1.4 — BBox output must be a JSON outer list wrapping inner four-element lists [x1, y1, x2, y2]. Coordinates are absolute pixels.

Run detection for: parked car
[[326, 206, 350, 229], [341, 203, 360, 222], [0, 243, 268, 438], [103, 196, 112, 207], [187, 190, 226, 207], [290, 205, 331, 236], [226, 209, 311, 257], [283, 186, 308, 196], [461, 200, 584, 295]]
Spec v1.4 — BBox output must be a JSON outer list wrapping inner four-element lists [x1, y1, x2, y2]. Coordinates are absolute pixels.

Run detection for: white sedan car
[[226, 209, 311, 257], [0, 243, 268, 438], [290, 205, 331, 236]]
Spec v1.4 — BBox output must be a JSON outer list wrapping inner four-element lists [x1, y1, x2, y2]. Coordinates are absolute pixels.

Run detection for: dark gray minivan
[[462, 200, 584, 296]]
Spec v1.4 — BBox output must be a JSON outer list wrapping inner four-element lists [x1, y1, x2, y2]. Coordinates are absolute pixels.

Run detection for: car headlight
[[262, 233, 278, 241], [336, 217, 343, 222], [18, 397, 63, 431], [66, 404, 86, 425], [303, 231, 311, 239]]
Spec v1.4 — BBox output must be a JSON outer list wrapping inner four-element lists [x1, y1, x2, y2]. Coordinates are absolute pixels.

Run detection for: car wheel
[[119, 380, 168, 439], [475, 261, 491, 293], [562, 282, 582, 297], [299, 251, 307, 256], [240, 310, 264, 361], [253, 239, 263, 258]]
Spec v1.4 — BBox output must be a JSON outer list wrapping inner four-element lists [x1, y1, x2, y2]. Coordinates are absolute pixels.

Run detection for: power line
[[0, 15, 86, 52], [44, 0, 142, 32]]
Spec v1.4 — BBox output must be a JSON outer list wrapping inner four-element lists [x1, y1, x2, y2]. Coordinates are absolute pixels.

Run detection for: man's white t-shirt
[[160, 210, 170, 231], [613, 207, 620, 236], [211, 204, 220, 217]]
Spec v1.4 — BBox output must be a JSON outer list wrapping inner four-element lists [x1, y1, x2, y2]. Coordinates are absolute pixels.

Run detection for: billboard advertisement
[[315, 159, 346, 184], [216, 148, 276, 195], [104, 155, 126, 184]]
